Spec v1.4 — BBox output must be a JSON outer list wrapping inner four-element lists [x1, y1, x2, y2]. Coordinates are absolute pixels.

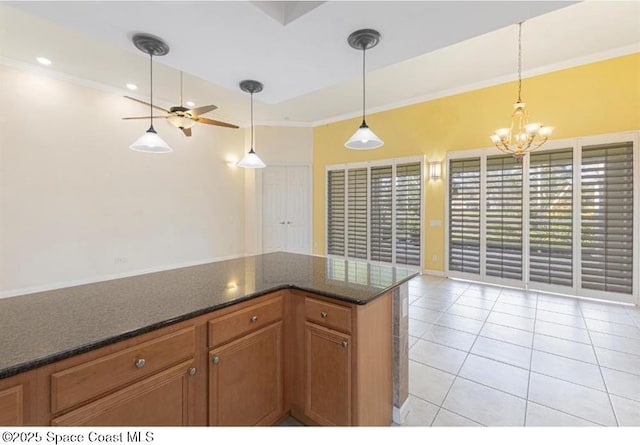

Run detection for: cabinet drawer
[[51, 327, 195, 414], [305, 297, 352, 334], [209, 295, 283, 349]]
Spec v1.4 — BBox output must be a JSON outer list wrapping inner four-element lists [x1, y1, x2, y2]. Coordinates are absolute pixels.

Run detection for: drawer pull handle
[[188, 367, 197, 376], [320, 311, 328, 320], [135, 358, 146, 369], [212, 356, 220, 365], [250, 315, 258, 323], [341, 340, 348, 349]]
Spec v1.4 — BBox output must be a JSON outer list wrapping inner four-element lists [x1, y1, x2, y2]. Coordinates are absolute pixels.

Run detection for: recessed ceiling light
[[126, 83, 138, 91], [36, 57, 52, 66], [185, 101, 195, 108]]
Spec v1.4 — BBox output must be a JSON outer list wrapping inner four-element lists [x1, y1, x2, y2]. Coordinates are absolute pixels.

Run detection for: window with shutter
[[486, 155, 523, 281], [395, 163, 422, 266], [448, 158, 481, 275], [529, 149, 573, 287], [370, 166, 393, 263], [347, 168, 368, 260], [581, 142, 634, 295], [327, 170, 345, 256]]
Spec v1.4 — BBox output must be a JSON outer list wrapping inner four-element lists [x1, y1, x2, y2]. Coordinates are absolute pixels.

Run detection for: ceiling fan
[[123, 71, 238, 136]]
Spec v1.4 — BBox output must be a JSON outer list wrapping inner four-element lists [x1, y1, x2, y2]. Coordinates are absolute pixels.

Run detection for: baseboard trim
[[422, 268, 446, 277], [393, 397, 411, 425]]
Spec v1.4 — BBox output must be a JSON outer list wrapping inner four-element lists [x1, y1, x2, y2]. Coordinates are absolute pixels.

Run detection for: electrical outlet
[[432, 254, 438, 263], [114, 257, 128, 264]]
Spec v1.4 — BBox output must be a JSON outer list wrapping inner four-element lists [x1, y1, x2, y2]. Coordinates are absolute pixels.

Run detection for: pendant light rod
[[129, 33, 172, 154], [238, 80, 266, 168], [345, 28, 383, 150], [361, 46, 365, 124], [149, 52, 154, 131]]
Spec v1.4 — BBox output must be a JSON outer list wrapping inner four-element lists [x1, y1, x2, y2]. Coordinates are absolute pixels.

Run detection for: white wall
[[0, 65, 248, 296]]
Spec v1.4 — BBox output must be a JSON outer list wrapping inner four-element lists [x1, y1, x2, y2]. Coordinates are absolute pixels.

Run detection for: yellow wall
[[313, 53, 640, 271]]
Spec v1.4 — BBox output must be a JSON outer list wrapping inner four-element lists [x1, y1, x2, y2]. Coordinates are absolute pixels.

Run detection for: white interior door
[[262, 166, 311, 254]]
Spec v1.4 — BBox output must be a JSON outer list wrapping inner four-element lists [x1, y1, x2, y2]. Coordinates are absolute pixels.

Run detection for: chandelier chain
[[517, 22, 522, 103]]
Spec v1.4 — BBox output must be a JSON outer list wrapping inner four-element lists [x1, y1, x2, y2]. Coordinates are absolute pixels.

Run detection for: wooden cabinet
[[0, 288, 394, 427], [292, 291, 393, 426], [207, 293, 285, 426], [48, 326, 199, 426], [304, 322, 351, 426], [0, 371, 36, 426], [52, 360, 196, 426], [209, 322, 283, 425]]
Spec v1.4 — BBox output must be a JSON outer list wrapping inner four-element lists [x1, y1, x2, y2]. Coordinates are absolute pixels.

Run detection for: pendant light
[[129, 33, 173, 154], [238, 80, 266, 168], [345, 29, 383, 150], [490, 22, 553, 161]]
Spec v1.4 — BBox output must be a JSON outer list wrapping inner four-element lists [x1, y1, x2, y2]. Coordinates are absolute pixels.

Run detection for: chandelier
[[490, 22, 553, 161]]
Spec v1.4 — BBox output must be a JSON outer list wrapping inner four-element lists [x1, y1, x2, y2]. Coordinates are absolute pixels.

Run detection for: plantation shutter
[[486, 155, 523, 280], [370, 165, 393, 263], [327, 170, 345, 256], [448, 158, 481, 274], [581, 142, 634, 295], [395, 163, 422, 266], [347, 168, 368, 259], [529, 149, 573, 287]]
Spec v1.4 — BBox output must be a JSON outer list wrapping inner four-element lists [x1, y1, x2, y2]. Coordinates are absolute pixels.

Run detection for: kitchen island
[[0, 252, 416, 426]]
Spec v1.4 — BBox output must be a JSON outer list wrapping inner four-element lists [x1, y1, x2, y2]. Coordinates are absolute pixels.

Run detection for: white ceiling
[[1, 1, 639, 126]]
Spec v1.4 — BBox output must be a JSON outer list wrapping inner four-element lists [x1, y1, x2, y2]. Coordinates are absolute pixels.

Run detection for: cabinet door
[[304, 322, 352, 426], [209, 322, 283, 426], [51, 360, 196, 426], [0, 385, 24, 426]]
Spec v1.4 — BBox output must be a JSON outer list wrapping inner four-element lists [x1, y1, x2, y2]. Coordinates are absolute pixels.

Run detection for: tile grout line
[[428, 286, 503, 426], [577, 302, 620, 427], [523, 290, 539, 426]]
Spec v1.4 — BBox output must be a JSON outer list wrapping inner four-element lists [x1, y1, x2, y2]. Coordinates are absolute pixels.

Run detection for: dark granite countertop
[[0, 252, 418, 379]]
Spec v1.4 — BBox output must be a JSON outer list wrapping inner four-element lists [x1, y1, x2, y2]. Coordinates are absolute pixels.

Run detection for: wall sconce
[[429, 161, 442, 180]]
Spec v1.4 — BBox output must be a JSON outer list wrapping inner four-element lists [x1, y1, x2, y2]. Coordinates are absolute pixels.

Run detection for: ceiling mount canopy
[[128, 33, 173, 154], [345, 28, 383, 150], [238, 80, 266, 169]]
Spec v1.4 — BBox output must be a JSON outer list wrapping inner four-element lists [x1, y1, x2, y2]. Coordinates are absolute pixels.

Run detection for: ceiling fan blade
[[197, 117, 239, 129], [124, 96, 170, 113], [182, 127, 192, 137], [189, 104, 217, 117], [122, 116, 167, 120]]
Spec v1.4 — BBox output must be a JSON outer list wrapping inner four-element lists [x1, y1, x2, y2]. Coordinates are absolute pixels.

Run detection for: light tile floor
[[404, 275, 640, 427]]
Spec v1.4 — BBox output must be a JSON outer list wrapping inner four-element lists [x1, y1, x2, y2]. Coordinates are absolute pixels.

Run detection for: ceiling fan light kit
[[237, 80, 267, 169], [345, 28, 383, 150], [128, 33, 173, 154]]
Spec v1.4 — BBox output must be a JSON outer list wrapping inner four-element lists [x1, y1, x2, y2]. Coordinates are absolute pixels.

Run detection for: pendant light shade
[[345, 122, 383, 150], [129, 128, 173, 153], [129, 33, 173, 154], [345, 29, 383, 150], [238, 80, 266, 169], [237, 149, 266, 168]]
